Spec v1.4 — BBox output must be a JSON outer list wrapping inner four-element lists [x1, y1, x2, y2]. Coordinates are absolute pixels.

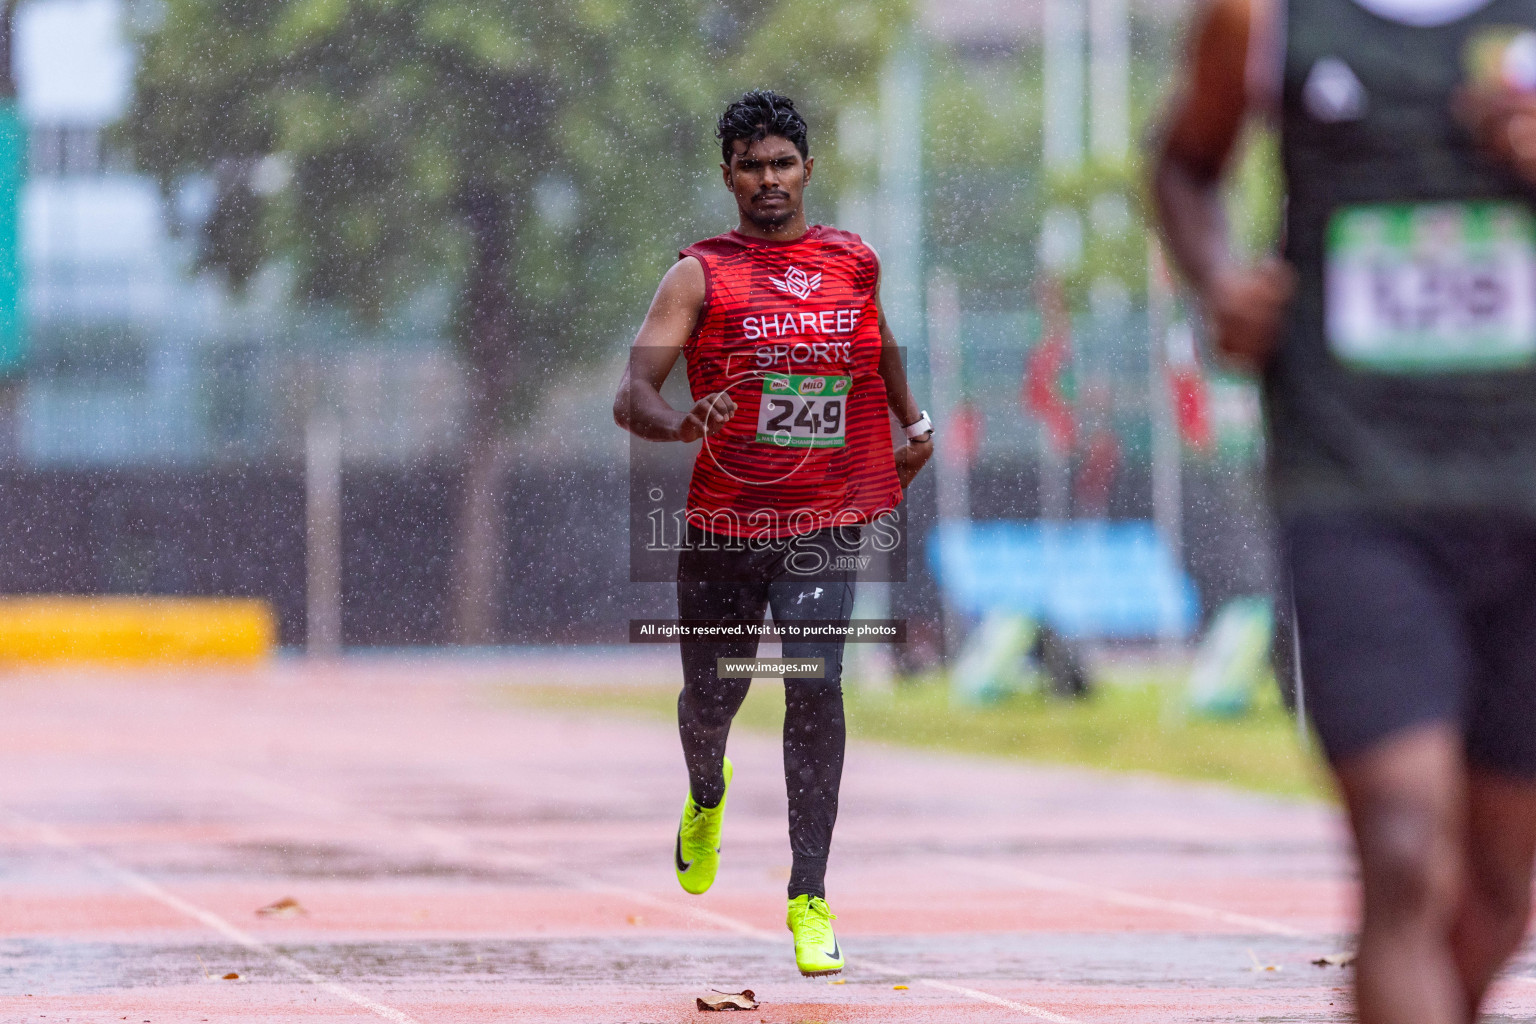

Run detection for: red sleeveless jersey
[[679, 225, 902, 540]]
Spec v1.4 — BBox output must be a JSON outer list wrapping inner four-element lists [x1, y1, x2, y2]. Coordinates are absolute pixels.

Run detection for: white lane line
[[857, 955, 1084, 1023], [229, 771, 1083, 1022], [3, 812, 421, 1024], [954, 857, 1315, 939], [920, 977, 1084, 1024]]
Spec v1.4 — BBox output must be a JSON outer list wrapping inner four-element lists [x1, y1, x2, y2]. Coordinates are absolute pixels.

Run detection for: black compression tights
[[677, 549, 854, 901]]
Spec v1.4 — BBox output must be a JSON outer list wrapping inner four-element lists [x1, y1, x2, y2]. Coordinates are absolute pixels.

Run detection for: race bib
[[1325, 201, 1536, 372], [755, 373, 850, 448]]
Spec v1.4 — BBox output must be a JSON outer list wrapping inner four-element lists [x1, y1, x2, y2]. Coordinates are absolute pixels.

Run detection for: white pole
[[927, 270, 968, 658], [1089, 0, 1130, 162], [1147, 239, 1185, 653], [1040, 0, 1083, 523], [850, 36, 926, 690], [306, 414, 342, 657], [1043, 0, 1086, 172], [878, 33, 925, 342], [926, 270, 967, 527]]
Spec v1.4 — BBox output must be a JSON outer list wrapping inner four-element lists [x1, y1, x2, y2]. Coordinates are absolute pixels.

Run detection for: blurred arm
[[1151, 0, 1294, 372], [612, 257, 737, 442], [1152, 0, 1251, 292]]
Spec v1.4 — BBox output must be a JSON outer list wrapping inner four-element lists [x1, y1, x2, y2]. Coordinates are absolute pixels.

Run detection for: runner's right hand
[[676, 392, 737, 442], [1456, 87, 1536, 183], [1202, 259, 1295, 373]]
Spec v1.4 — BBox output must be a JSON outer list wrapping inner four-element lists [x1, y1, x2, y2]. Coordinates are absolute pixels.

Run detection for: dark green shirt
[[1273, 0, 1536, 515]]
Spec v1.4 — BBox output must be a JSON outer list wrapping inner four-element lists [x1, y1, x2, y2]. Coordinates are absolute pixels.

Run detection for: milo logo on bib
[[1325, 201, 1536, 372], [755, 373, 851, 448]]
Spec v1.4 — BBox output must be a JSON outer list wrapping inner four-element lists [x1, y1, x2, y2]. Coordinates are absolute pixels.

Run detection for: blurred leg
[[1289, 515, 1479, 1021], [1335, 726, 1467, 1024], [1454, 529, 1536, 1018], [1451, 771, 1536, 1019]]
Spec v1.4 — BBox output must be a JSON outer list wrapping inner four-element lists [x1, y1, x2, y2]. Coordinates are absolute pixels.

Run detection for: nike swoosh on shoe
[[675, 831, 692, 873]]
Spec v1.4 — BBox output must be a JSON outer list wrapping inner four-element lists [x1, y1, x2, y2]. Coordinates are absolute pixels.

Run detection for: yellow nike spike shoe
[[674, 757, 733, 895], [786, 894, 844, 976]]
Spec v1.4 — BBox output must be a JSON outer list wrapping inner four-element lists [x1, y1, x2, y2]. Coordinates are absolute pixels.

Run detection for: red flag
[[1162, 321, 1212, 451], [950, 401, 983, 466], [1167, 366, 1212, 451], [1024, 278, 1075, 451]]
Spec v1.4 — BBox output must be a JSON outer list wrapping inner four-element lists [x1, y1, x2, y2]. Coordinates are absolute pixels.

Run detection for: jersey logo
[[1303, 57, 1367, 123], [770, 265, 823, 301]]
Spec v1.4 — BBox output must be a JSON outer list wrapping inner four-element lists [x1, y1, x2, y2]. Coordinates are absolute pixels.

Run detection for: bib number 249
[[755, 373, 851, 448]]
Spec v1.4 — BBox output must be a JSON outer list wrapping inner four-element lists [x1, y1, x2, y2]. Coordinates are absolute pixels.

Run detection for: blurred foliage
[[504, 668, 1330, 799], [1045, 160, 1144, 307], [921, 18, 1190, 313], [125, 0, 1234, 431], [922, 57, 1044, 310], [127, 0, 911, 382]]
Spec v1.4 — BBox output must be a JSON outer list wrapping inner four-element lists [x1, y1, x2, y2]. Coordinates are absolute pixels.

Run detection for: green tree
[[128, 0, 905, 643]]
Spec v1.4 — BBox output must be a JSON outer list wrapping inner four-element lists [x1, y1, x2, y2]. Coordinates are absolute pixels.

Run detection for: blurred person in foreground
[[1155, 0, 1536, 1019], [612, 90, 933, 977]]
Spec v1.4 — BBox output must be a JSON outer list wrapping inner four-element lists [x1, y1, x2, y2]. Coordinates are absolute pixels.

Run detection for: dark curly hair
[[716, 90, 809, 163]]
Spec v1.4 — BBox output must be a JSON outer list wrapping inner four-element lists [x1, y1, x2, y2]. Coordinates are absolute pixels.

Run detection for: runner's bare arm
[[1151, 0, 1294, 372], [874, 290, 933, 489], [612, 257, 738, 442]]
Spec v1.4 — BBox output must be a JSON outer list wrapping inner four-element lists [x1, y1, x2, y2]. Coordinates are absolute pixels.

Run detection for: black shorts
[[1285, 511, 1536, 775], [676, 525, 861, 685]]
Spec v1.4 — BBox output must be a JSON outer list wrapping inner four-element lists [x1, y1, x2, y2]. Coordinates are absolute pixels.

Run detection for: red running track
[[1, 655, 1534, 1024]]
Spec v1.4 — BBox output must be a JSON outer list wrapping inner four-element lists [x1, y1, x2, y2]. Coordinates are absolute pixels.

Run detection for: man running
[[613, 90, 933, 977], [1156, 3, 1536, 1021]]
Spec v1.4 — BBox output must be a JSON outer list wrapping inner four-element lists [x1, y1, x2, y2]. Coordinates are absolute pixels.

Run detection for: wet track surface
[[0, 657, 1533, 1023]]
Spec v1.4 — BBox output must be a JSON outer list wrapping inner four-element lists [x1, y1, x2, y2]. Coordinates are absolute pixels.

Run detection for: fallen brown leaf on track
[[221, 972, 239, 980], [696, 989, 758, 1011], [1312, 952, 1357, 967], [255, 897, 307, 918]]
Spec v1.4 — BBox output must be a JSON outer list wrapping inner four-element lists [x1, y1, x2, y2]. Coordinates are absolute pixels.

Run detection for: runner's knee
[[1355, 801, 1461, 921]]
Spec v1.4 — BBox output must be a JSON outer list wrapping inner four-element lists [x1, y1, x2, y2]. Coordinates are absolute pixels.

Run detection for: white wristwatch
[[903, 411, 934, 441]]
